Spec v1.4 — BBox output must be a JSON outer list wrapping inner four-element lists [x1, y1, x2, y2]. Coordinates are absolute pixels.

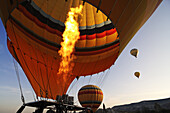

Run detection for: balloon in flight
[[0, 0, 162, 101], [78, 85, 103, 112], [134, 72, 140, 78], [130, 48, 139, 58]]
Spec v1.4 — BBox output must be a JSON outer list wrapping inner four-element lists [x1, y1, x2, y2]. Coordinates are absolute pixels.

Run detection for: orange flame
[[58, 5, 83, 76]]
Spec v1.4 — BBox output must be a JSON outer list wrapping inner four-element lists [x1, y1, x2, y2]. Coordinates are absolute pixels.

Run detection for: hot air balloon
[[130, 48, 139, 58], [0, 0, 162, 112], [5, 0, 119, 99], [78, 85, 103, 112], [134, 72, 140, 78]]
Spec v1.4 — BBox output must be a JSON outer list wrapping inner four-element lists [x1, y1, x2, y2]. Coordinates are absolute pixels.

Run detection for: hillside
[[96, 98, 170, 113]]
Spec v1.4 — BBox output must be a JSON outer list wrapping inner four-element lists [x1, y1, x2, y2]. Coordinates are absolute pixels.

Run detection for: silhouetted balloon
[[134, 72, 140, 78], [130, 48, 139, 58]]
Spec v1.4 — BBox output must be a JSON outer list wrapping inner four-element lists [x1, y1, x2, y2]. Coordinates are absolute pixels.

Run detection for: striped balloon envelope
[[78, 85, 103, 112], [5, 0, 119, 98], [0, 0, 162, 100]]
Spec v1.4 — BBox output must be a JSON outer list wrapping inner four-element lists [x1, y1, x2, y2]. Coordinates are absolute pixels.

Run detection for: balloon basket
[[16, 100, 93, 113]]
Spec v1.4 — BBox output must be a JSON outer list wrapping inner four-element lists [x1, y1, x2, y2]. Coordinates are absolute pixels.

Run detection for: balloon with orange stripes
[[78, 85, 103, 112]]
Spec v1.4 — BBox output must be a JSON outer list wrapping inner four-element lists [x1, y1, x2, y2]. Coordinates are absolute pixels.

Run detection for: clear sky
[[0, 0, 170, 113]]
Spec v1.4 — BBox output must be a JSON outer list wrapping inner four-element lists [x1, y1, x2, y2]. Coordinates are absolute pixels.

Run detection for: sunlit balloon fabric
[[78, 85, 103, 112], [6, 0, 119, 99]]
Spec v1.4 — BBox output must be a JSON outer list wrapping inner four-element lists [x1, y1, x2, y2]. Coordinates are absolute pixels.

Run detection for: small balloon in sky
[[134, 72, 140, 78], [130, 48, 139, 58]]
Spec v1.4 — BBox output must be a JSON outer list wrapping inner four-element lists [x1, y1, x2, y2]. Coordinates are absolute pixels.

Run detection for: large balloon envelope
[[0, 0, 162, 99]]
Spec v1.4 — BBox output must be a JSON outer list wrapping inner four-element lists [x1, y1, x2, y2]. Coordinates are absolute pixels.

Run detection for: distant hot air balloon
[[78, 85, 103, 112], [130, 48, 139, 58], [134, 72, 140, 78]]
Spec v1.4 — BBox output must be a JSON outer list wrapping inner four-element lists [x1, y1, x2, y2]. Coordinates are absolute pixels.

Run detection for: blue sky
[[0, 0, 170, 113]]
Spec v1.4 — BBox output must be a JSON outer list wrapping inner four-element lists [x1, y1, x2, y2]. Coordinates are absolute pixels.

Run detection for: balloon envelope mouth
[[7, 0, 119, 52]]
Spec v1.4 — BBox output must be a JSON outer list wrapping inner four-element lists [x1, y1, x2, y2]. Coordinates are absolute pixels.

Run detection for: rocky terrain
[[96, 98, 170, 113]]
